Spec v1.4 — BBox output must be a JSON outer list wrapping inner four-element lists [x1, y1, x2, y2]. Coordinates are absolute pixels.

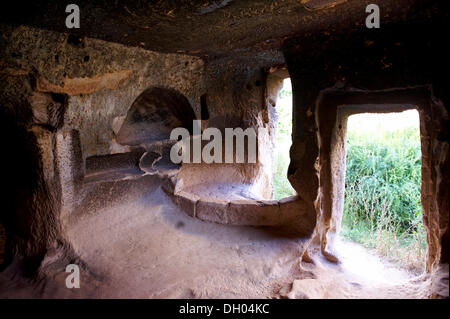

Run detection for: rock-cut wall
[[0, 24, 205, 273], [282, 21, 449, 296], [0, 25, 298, 274]]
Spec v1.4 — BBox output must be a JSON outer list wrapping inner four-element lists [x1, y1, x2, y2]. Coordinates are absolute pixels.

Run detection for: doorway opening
[[272, 78, 296, 200], [342, 109, 426, 273]]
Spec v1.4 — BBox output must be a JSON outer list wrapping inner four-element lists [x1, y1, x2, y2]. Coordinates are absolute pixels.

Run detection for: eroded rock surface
[[0, 0, 448, 299]]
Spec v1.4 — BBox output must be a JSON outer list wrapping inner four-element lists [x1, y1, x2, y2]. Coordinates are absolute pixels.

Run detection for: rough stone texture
[[1, 25, 206, 160], [0, 0, 432, 59], [0, 70, 77, 275], [0, 0, 448, 299], [0, 25, 205, 277], [174, 62, 278, 200], [55, 128, 84, 225], [316, 87, 435, 261], [143, 141, 181, 176], [36, 70, 133, 96], [0, 24, 285, 273], [283, 17, 449, 296], [164, 175, 316, 237], [116, 87, 197, 146], [84, 148, 146, 183]]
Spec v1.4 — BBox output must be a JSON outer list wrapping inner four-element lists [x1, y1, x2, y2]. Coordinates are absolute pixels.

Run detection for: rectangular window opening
[[342, 109, 426, 274], [273, 78, 296, 200]]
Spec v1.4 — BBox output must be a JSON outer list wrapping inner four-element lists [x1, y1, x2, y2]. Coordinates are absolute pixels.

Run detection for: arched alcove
[[116, 87, 197, 146], [83, 87, 196, 183]]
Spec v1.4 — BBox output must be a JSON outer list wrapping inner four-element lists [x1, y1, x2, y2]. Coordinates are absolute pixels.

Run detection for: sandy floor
[[288, 238, 429, 299], [178, 182, 263, 200], [0, 175, 429, 298]]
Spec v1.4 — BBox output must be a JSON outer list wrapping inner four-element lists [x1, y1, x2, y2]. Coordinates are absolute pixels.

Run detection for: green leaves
[[342, 123, 426, 271], [345, 125, 422, 232], [273, 80, 295, 200]]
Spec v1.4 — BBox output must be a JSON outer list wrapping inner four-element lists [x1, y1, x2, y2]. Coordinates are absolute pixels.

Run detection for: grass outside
[[273, 79, 426, 273], [272, 79, 425, 273], [341, 113, 426, 273], [272, 79, 296, 200]]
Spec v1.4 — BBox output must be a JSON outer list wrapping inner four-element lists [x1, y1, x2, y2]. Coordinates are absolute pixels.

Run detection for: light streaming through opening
[[272, 78, 296, 200], [342, 109, 425, 273]]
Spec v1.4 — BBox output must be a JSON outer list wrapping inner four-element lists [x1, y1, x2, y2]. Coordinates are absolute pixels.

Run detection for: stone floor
[[0, 175, 427, 299]]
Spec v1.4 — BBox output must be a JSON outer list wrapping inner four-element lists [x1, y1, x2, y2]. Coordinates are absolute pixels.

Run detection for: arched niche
[[116, 87, 196, 146]]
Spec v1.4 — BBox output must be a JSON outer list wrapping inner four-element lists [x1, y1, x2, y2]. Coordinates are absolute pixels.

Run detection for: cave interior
[[0, 0, 448, 299]]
